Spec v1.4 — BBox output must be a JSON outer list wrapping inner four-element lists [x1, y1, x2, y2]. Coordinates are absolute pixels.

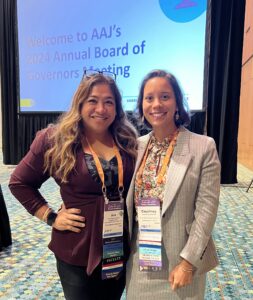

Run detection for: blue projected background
[[17, 0, 207, 112]]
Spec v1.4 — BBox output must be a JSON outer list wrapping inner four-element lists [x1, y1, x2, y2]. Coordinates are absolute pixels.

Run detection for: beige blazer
[[126, 127, 221, 275]]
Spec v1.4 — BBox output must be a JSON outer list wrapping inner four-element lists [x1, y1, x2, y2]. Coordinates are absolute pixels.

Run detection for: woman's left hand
[[53, 203, 85, 232], [168, 261, 193, 291]]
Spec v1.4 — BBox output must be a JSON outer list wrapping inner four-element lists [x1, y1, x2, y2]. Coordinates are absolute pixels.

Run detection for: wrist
[[179, 259, 194, 272], [179, 265, 193, 273], [46, 211, 58, 226], [41, 207, 51, 222], [180, 259, 193, 268]]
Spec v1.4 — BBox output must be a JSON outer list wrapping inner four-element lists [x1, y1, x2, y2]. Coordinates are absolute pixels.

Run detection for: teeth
[[151, 112, 165, 117], [92, 116, 106, 119]]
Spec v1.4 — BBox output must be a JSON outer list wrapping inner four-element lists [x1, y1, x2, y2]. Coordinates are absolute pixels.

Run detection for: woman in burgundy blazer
[[9, 71, 137, 300]]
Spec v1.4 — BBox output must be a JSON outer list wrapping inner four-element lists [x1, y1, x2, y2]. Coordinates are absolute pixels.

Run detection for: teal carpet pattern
[[0, 152, 253, 299]]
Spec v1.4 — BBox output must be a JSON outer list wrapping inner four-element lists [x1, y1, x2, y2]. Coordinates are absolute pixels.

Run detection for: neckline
[[84, 152, 116, 163]]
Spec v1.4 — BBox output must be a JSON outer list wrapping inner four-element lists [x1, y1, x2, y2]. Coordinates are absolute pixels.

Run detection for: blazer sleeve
[[180, 137, 220, 267], [9, 128, 52, 215]]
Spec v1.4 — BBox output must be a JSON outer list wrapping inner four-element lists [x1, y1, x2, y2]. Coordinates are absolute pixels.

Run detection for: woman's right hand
[[53, 203, 85, 233]]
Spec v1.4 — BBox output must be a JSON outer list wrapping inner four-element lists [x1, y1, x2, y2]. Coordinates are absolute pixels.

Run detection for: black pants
[[56, 257, 125, 300]]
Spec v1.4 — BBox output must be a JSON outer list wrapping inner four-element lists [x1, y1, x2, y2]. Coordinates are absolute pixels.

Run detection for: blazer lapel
[[161, 128, 193, 216]]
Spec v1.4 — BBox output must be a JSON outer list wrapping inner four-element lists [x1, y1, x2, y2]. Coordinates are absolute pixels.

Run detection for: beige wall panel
[[238, 58, 253, 170], [242, 0, 253, 64], [238, 0, 253, 171]]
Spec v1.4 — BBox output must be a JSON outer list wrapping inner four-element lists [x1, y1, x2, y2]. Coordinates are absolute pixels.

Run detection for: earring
[[175, 111, 179, 121], [141, 115, 145, 123]]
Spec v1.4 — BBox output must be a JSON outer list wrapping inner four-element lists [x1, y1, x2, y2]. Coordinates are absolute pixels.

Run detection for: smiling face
[[81, 83, 116, 136], [142, 77, 178, 134]]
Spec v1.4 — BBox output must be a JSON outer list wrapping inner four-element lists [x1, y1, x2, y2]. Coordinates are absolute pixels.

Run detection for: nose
[[95, 102, 106, 113], [152, 97, 162, 108]]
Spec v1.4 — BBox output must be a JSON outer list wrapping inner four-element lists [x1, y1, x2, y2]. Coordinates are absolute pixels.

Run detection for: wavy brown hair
[[44, 74, 138, 183]]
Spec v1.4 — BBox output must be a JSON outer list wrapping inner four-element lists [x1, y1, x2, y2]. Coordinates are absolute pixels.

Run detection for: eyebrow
[[160, 91, 172, 94], [88, 94, 114, 98], [88, 94, 115, 101], [144, 91, 172, 95]]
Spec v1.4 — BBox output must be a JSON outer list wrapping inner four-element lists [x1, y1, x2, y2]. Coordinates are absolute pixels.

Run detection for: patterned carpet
[[0, 151, 253, 299]]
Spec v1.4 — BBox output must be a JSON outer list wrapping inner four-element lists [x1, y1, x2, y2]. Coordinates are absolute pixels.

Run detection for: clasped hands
[[53, 203, 86, 233], [168, 260, 194, 291]]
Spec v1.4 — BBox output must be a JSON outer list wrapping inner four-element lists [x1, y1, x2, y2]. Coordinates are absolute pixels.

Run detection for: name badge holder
[[137, 197, 162, 271], [102, 187, 124, 280], [85, 138, 124, 280]]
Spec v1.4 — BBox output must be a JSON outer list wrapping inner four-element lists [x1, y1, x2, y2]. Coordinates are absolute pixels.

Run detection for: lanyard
[[85, 137, 124, 203], [136, 130, 179, 187]]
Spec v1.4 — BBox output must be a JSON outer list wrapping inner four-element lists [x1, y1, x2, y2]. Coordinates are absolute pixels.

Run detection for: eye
[[161, 94, 170, 100], [105, 99, 115, 105], [87, 98, 97, 104], [144, 95, 153, 102]]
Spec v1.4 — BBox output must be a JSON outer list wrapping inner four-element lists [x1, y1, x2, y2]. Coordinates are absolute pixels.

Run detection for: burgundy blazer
[[9, 128, 135, 274]]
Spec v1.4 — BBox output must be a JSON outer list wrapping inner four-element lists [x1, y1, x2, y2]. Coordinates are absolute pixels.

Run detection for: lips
[[149, 112, 167, 119], [90, 115, 108, 120]]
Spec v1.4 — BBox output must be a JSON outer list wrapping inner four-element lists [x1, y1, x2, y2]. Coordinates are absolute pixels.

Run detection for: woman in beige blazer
[[126, 70, 220, 300]]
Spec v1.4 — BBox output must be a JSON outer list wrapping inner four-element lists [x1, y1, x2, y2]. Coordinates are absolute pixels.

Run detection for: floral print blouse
[[135, 135, 172, 205]]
